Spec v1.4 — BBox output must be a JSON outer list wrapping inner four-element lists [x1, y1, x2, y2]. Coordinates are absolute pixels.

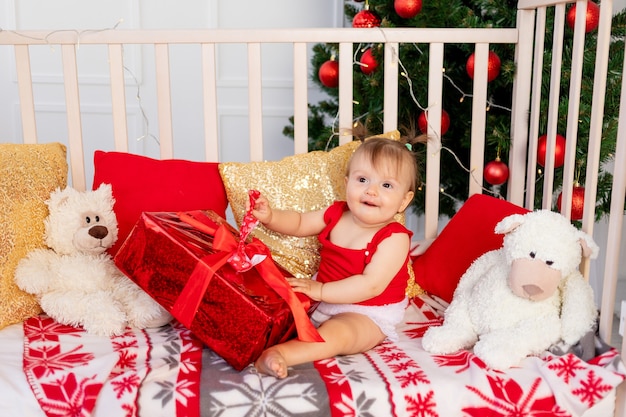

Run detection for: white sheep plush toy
[[421, 209, 599, 370], [15, 184, 172, 336]]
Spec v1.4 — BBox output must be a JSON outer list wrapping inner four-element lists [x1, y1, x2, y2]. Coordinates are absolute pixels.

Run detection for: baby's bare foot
[[254, 348, 288, 379]]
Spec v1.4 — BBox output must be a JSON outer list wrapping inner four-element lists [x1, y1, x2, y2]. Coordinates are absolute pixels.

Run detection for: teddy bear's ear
[[93, 183, 113, 200], [577, 231, 600, 259], [494, 213, 525, 235], [46, 186, 75, 211]]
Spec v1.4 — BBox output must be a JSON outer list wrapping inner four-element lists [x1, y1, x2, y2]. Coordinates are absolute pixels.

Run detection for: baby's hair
[[347, 132, 428, 193]]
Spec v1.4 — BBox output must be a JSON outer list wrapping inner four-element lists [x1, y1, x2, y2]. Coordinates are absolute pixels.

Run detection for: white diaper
[[310, 297, 408, 341]]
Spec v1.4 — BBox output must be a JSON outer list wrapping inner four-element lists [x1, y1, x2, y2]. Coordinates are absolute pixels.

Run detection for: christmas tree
[[283, 0, 626, 219]]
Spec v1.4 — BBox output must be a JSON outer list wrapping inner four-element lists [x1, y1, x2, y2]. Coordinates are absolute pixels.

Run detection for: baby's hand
[[287, 277, 324, 301], [246, 192, 273, 224]]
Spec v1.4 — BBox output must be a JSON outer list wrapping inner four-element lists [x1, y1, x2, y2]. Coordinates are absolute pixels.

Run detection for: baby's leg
[[255, 312, 385, 378]]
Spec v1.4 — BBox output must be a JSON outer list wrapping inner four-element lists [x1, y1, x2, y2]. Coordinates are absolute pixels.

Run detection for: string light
[[0, 20, 158, 146], [318, 27, 521, 202]]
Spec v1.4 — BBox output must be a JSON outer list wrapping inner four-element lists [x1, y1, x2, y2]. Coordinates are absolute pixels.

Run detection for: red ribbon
[[170, 211, 323, 343]]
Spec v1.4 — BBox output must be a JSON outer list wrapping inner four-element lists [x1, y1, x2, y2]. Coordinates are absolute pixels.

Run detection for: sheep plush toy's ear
[[494, 213, 526, 235], [577, 230, 599, 259]]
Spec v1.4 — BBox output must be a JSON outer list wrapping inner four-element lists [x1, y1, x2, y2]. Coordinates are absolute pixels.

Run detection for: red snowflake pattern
[[398, 369, 430, 388], [115, 349, 139, 370], [405, 390, 438, 417], [547, 354, 587, 383], [112, 338, 140, 351], [25, 344, 94, 379], [111, 374, 141, 399], [24, 316, 83, 343], [39, 372, 102, 417], [572, 370, 614, 407], [463, 375, 567, 417], [380, 350, 409, 363]]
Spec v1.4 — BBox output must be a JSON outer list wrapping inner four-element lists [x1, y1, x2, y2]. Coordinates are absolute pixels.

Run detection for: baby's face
[[344, 153, 414, 228]]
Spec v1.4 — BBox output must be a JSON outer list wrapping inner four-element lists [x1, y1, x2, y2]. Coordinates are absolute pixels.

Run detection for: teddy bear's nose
[[522, 284, 543, 298], [89, 225, 109, 240]]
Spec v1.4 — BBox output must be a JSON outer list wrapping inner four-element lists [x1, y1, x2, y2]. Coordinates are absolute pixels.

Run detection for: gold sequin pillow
[[0, 143, 68, 328], [219, 141, 361, 279]]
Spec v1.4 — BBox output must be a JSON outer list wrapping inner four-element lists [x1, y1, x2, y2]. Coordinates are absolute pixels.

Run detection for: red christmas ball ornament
[[566, 1, 600, 33], [418, 109, 450, 135], [484, 158, 509, 186], [359, 48, 379, 75], [394, 0, 422, 19], [318, 59, 339, 88], [537, 134, 566, 168], [466, 51, 501, 82], [353, 7, 381, 28], [557, 185, 585, 220]]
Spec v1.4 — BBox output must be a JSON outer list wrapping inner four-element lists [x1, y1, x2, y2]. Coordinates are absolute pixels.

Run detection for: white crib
[[1, 0, 626, 415]]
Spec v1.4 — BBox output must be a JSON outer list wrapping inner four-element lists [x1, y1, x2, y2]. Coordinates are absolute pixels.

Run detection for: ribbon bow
[[170, 190, 323, 343]]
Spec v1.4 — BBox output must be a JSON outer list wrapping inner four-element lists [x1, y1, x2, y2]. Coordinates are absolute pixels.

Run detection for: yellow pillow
[[0, 143, 68, 328], [220, 141, 361, 279]]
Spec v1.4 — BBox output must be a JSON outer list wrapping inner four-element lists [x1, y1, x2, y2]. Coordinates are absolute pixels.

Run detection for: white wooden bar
[[581, 0, 614, 235], [61, 44, 86, 192], [382, 42, 399, 133], [559, 0, 588, 219], [108, 44, 128, 153], [424, 42, 444, 239], [201, 43, 219, 162], [508, 7, 535, 206], [468, 43, 489, 197], [0, 28, 519, 46], [14, 45, 37, 144], [247, 43, 264, 162], [338, 42, 353, 144], [293, 42, 309, 155], [542, 3, 566, 210], [154, 44, 174, 159], [524, 6, 546, 210]]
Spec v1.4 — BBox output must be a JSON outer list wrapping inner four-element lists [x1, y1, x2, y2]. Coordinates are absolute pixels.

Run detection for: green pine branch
[[285, 1, 625, 219]]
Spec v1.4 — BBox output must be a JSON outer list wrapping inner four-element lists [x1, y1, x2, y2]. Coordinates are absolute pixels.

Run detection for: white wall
[[0, 0, 343, 175]]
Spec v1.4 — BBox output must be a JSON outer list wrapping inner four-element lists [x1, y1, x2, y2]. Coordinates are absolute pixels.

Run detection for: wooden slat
[[518, 0, 576, 9], [424, 42, 444, 239], [560, 0, 588, 219], [598, 16, 626, 346], [338, 42, 353, 144], [524, 7, 547, 210], [581, 0, 614, 277], [14, 45, 37, 143], [293, 42, 309, 154], [468, 43, 489, 196], [0, 28, 520, 47], [155, 43, 174, 159], [201, 43, 219, 161], [509, 8, 536, 207], [248, 42, 263, 161], [108, 44, 128, 152], [383, 42, 399, 133], [61, 44, 85, 191], [541, 3, 566, 209]]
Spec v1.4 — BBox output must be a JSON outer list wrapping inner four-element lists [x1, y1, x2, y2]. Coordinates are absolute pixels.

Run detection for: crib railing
[[1, 2, 625, 412]]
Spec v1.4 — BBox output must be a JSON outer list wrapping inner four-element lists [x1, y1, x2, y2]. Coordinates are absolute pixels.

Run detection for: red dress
[[316, 201, 412, 306]]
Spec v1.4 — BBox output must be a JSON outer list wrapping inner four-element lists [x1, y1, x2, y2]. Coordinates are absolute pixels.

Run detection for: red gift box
[[115, 210, 321, 371]]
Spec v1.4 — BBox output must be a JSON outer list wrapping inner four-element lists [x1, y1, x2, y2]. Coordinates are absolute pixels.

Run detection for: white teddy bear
[[422, 209, 599, 370], [15, 184, 172, 336]]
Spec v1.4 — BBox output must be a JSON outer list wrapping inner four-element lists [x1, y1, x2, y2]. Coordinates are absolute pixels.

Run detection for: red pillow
[[93, 151, 228, 256], [412, 193, 528, 303]]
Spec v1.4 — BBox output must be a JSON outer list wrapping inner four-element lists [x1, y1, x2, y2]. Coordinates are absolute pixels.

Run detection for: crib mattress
[[0, 296, 623, 416]]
